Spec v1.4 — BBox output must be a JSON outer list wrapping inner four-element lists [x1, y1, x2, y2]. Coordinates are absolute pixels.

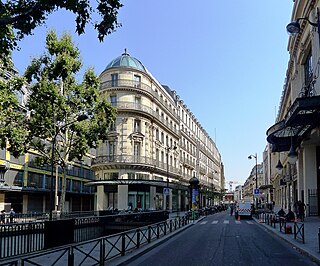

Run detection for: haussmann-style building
[[88, 50, 224, 212]]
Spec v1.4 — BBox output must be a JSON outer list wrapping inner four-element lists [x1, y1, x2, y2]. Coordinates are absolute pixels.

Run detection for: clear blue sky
[[12, 1, 294, 186]]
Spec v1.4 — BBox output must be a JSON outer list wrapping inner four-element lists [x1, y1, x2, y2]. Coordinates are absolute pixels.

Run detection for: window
[[109, 121, 116, 131], [109, 141, 116, 160], [135, 96, 141, 109], [161, 132, 164, 143], [104, 172, 119, 180], [111, 74, 118, 87], [134, 119, 141, 132], [156, 129, 159, 141], [133, 142, 141, 157], [304, 50, 313, 86], [134, 75, 141, 88], [110, 95, 117, 106]]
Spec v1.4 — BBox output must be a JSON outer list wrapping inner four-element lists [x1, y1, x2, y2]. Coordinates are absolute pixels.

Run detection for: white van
[[235, 201, 252, 219]]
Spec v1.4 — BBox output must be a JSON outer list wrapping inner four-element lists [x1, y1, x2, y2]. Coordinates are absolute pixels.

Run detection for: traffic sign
[[253, 188, 260, 195], [163, 188, 170, 195]]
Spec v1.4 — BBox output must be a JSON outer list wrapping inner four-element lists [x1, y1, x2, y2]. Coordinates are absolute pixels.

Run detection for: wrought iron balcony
[[100, 79, 179, 120], [111, 101, 179, 135], [92, 155, 180, 177]]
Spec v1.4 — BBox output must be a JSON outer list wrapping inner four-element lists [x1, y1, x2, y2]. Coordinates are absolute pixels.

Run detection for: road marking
[[246, 221, 253, 224], [223, 220, 229, 224], [200, 221, 208, 224], [211, 221, 218, 224], [235, 221, 241, 224]]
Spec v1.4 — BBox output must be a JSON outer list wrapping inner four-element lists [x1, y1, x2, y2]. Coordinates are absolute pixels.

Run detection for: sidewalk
[[253, 215, 320, 264]]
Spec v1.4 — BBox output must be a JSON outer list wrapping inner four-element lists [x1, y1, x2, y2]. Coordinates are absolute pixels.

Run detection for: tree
[[0, 57, 28, 158], [24, 30, 116, 212], [0, 0, 123, 57]]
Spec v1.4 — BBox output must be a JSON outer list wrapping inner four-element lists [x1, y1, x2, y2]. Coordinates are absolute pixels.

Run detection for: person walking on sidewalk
[[230, 204, 234, 216]]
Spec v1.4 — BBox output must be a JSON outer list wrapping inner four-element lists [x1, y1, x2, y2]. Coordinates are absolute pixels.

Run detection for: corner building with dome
[[88, 50, 224, 212]]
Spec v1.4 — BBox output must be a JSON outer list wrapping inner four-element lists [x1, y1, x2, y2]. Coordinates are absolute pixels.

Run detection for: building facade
[[267, 0, 320, 216], [89, 51, 224, 212]]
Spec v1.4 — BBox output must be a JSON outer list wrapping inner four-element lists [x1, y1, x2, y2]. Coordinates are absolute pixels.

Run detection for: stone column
[[150, 186, 156, 210], [96, 185, 107, 211], [118, 185, 128, 210]]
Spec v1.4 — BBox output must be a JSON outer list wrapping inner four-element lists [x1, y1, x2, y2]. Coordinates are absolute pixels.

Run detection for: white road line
[[223, 220, 229, 224], [200, 221, 208, 225], [212, 221, 218, 224], [235, 221, 241, 224], [246, 221, 253, 224]]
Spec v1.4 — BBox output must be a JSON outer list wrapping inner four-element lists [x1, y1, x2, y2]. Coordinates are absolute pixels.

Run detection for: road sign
[[253, 188, 260, 195], [163, 188, 170, 195]]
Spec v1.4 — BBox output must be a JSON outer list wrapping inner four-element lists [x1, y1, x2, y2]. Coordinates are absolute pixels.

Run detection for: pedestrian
[[9, 208, 15, 223], [0, 210, 5, 224], [230, 204, 234, 216]]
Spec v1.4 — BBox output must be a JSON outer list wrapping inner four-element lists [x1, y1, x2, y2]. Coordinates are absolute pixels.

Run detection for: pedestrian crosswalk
[[199, 220, 255, 225]]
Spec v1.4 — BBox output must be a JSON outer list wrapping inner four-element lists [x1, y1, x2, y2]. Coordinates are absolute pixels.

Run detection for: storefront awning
[[266, 95, 320, 152]]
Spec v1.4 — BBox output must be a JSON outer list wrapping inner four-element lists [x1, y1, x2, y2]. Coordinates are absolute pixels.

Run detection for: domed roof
[[105, 49, 146, 72]]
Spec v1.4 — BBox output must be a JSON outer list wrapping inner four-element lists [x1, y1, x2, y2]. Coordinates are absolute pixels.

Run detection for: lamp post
[[286, 8, 320, 43], [248, 153, 258, 209], [48, 114, 88, 220], [165, 146, 177, 211]]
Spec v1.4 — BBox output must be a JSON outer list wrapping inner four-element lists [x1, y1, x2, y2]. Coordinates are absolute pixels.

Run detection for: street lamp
[[48, 113, 88, 220], [165, 145, 177, 211], [248, 153, 258, 209], [286, 9, 320, 43]]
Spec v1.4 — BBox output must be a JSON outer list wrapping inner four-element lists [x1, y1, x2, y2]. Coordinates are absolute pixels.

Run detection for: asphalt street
[[124, 211, 318, 266]]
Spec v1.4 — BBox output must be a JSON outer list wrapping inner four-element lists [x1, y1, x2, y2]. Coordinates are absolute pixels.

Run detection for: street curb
[[112, 217, 205, 266], [253, 217, 320, 265]]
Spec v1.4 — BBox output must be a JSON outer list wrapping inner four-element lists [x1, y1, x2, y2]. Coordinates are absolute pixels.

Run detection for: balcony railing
[[100, 79, 179, 120], [92, 155, 180, 178], [111, 101, 179, 135]]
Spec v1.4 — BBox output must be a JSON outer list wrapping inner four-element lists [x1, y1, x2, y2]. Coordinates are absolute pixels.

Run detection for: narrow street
[[126, 211, 318, 266]]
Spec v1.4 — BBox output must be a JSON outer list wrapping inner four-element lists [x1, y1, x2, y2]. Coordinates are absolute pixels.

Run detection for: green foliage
[[0, 0, 123, 56], [25, 30, 116, 167], [0, 55, 28, 157]]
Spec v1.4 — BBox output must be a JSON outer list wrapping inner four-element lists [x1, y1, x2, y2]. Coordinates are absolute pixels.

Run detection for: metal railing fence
[[0, 216, 189, 266]]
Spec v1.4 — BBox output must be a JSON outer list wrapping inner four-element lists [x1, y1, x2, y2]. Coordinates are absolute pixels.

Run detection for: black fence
[[0, 210, 169, 259], [0, 216, 189, 266], [258, 213, 304, 243]]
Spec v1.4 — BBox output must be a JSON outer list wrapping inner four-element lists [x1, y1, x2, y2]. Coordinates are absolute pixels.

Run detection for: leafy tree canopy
[[0, 57, 27, 157], [0, 0, 123, 57], [25, 30, 116, 167]]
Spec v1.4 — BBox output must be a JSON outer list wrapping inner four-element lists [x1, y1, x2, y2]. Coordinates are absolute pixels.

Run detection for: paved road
[[125, 211, 318, 266]]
